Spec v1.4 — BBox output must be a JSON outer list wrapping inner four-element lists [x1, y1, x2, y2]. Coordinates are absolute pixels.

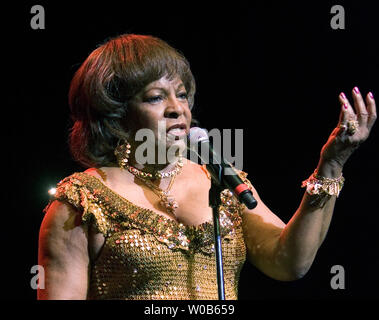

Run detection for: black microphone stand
[[208, 165, 226, 300]]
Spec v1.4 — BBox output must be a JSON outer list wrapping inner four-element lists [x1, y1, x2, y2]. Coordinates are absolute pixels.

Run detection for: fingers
[[338, 88, 377, 131], [351, 87, 369, 127], [335, 96, 348, 137], [338, 92, 354, 124], [365, 92, 377, 131]]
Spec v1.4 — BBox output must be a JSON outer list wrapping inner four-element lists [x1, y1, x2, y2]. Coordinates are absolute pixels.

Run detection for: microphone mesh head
[[188, 127, 209, 145]]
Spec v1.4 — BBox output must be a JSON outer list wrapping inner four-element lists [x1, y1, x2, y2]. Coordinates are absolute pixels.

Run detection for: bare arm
[[242, 88, 376, 281], [38, 200, 90, 299]]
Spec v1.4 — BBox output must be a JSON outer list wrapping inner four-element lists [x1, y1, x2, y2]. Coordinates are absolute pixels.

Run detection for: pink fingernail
[[369, 92, 374, 99], [353, 87, 360, 94], [340, 92, 346, 99], [344, 104, 348, 109]]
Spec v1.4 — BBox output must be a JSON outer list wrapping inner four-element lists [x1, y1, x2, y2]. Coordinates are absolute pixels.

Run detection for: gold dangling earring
[[114, 139, 131, 169]]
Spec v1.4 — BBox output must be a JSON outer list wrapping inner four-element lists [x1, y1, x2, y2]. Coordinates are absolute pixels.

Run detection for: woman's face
[[126, 75, 192, 161]]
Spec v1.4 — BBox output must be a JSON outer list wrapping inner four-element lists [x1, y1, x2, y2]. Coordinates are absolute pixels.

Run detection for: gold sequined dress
[[48, 171, 249, 300]]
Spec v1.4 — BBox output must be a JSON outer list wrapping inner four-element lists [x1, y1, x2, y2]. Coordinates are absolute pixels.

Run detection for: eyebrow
[[145, 83, 185, 92]]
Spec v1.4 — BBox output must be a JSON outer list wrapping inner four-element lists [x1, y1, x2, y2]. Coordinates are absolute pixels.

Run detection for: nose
[[164, 94, 185, 119]]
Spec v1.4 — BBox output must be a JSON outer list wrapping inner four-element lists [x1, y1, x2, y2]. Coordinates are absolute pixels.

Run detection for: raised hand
[[320, 87, 377, 168]]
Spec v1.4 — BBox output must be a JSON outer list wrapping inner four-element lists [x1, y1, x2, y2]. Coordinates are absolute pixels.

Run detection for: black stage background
[[3, 1, 378, 301]]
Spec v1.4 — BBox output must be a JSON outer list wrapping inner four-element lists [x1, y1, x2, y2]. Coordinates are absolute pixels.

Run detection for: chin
[[165, 139, 186, 162]]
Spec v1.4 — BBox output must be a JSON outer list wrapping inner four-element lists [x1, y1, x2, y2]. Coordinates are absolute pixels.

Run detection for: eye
[[178, 92, 188, 100], [144, 95, 163, 103]]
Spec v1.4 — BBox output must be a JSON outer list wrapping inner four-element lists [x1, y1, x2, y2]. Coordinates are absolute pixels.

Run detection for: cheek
[[143, 111, 163, 133], [127, 107, 162, 132], [185, 108, 192, 125]]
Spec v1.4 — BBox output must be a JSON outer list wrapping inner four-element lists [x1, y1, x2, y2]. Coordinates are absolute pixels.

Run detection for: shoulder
[[54, 169, 108, 198], [41, 199, 86, 235], [45, 170, 106, 223], [42, 170, 92, 231], [83, 167, 128, 189], [182, 160, 211, 182], [83, 167, 107, 182]]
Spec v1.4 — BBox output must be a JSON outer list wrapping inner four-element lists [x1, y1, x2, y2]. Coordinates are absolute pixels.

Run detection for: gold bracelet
[[301, 169, 345, 197]]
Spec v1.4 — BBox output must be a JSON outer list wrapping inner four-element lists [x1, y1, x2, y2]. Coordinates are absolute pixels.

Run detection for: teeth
[[168, 128, 184, 134]]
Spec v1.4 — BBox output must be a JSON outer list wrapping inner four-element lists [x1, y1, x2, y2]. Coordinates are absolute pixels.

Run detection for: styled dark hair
[[68, 34, 196, 168]]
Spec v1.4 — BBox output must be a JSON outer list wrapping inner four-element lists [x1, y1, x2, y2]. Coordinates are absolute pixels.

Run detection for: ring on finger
[[347, 120, 359, 135]]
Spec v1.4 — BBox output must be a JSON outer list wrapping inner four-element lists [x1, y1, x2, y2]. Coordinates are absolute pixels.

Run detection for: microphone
[[188, 127, 257, 209]]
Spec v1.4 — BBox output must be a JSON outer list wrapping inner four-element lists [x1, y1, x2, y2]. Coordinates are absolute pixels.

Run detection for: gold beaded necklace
[[136, 171, 180, 216], [115, 141, 184, 180], [114, 140, 183, 216], [132, 158, 183, 217], [126, 157, 183, 180]]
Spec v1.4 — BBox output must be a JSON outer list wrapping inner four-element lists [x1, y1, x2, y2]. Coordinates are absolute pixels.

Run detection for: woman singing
[[38, 34, 376, 299]]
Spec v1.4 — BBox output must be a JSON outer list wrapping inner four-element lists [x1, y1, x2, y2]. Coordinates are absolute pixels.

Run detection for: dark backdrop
[[3, 1, 378, 300]]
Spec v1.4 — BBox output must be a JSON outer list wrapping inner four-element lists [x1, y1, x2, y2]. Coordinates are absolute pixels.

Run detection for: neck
[[126, 150, 184, 180], [129, 158, 180, 175], [114, 139, 185, 182]]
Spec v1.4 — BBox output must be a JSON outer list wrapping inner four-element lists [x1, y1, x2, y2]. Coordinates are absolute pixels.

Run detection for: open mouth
[[166, 123, 187, 139]]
